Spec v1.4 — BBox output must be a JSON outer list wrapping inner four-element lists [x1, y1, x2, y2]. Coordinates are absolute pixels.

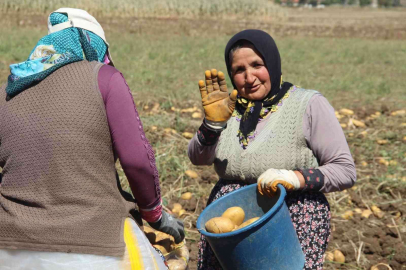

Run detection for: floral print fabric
[[197, 179, 331, 270]]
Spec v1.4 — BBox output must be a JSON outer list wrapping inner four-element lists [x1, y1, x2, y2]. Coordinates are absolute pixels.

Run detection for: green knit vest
[[214, 87, 319, 183]]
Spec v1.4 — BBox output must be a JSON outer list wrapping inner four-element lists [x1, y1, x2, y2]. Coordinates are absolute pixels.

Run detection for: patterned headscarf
[[6, 12, 109, 100], [224, 30, 293, 148]]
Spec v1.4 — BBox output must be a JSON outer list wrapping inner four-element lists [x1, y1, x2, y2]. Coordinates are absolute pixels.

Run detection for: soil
[[327, 182, 406, 269], [2, 8, 406, 40]]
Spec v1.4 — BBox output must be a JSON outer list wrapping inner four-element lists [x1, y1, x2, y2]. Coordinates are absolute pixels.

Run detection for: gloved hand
[[257, 169, 301, 197], [148, 211, 185, 244], [198, 69, 238, 124]]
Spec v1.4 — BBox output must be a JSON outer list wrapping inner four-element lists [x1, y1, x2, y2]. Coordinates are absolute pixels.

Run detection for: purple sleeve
[[303, 94, 356, 193], [98, 65, 161, 219], [188, 130, 218, 166]]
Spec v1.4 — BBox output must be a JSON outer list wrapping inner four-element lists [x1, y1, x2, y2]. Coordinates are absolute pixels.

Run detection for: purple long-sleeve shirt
[[188, 94, 356, 193], [98, 65, 161, 221]]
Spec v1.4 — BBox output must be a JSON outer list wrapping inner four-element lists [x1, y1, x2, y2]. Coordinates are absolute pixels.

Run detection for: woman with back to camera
[[188, 29, 356, 269], [0, 8, 183, 269]]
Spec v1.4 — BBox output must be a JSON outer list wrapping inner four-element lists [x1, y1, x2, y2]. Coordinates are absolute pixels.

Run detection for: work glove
[[257, 169, 300, 197], [198, 69, 238, 126], [148, 211, 185, 244]]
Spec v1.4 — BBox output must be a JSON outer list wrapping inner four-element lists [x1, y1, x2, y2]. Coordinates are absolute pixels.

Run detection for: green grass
[[1, 24, 405, 110], [0, 0, 283, 18]]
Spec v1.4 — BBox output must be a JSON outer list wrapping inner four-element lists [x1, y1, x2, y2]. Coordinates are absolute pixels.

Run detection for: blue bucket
[[196, 184, 305, 270]]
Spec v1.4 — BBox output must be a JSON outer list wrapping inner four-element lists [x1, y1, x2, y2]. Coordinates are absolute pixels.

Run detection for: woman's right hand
[[198, 69, 238, 124]]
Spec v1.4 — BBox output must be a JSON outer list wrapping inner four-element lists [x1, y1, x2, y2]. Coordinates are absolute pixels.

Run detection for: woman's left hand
[[148, 211, 185, 244], [257, 169, 303, 197]]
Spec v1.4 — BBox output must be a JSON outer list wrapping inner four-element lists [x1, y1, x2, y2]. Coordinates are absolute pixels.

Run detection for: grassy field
[[0, 0, 283, 18], [0, 4, 405, 270]]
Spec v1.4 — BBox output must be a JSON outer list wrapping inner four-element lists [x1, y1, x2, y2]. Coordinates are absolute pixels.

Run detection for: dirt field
[[0, 6, 405, 270]]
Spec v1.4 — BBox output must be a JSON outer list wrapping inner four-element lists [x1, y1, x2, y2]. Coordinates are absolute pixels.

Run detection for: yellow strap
[[124, 219, 144, 270]]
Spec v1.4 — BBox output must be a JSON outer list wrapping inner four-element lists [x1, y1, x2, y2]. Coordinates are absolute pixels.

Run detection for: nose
[[245, 69, 256, 84]]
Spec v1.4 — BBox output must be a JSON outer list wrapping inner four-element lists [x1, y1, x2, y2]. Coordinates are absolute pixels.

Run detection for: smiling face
[[230, 45, 271, 101]]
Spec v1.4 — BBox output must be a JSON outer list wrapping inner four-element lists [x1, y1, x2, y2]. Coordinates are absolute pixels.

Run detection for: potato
[[333, 249, 345, 263], [371, 205, 384, 219], [237, 217, 260, 229], [172, 203, 182, 213], [178, 209, 186, 217], [174, 245, 190, 261], [354, 208, 363, 214], [325, 251, 334, 261], [361, 209, 373, 219], [205, 217, 235, 234], [167, 258, 187, 270], [370, 263, 391, 270], [222, 207, 245, 226], [185, 170, 198, 179], [341, 210, 353, 220], [155, 231, 174, 243], [180, 192, 192, 200], [339, 108, 354, 115]]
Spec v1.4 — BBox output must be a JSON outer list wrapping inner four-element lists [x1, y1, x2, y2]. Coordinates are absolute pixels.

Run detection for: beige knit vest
[[214, 87, 319, 183], [0, 61, 134, 256]]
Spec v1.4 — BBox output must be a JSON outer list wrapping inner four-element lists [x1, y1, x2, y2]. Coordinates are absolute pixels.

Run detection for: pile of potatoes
[[205, 206, 260, 234], [143, 226, 189, 270]]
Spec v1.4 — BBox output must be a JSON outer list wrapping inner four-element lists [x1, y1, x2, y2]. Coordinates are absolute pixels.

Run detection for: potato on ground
[[205, 217, 235, 233], [333, 249, 345, 263], [221, 206, 245, 226]]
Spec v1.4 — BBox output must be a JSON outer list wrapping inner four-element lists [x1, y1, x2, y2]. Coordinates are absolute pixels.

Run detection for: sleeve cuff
[[299, 168, 325, 192], [197, 119, 225, 146], [204, 119, 227, 130], [139, 203, 162, 223]]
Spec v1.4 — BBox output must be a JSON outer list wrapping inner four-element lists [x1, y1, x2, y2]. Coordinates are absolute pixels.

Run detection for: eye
[[233, 67, 244, 74], [253, 62, 263, 68]]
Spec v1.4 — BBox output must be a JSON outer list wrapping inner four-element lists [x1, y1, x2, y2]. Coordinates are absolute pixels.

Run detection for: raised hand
[[198, 69, 238, 123]]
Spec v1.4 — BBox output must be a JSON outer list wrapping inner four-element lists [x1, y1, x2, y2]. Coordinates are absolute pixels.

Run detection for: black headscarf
[[224, 29, 292, 148]]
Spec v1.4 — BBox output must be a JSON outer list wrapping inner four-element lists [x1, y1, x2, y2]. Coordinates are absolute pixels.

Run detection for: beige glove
[[257, 169, 300, 197], [198, 69, 238, 124]]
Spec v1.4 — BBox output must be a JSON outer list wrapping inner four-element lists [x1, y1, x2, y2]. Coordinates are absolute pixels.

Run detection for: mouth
[[246, 84, 261, 92]]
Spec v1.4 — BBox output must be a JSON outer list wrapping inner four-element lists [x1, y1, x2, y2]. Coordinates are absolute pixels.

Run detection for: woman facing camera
[[188, 29, 356, 270]]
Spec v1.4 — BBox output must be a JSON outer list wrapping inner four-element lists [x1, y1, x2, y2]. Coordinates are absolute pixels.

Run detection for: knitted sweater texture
[[214, 88, 319, 183], [0, 61, 134, 256]]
